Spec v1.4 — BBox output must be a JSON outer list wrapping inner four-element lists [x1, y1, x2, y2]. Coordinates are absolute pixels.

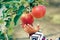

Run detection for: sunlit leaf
[[27, 0, 34, 3]]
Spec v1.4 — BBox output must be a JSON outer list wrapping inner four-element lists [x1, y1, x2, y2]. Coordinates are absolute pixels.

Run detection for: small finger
[[37, 24, 40, 29], [37, 24, 40, 26], [24, 24, 26, 28], [27, 24, 33, 29]]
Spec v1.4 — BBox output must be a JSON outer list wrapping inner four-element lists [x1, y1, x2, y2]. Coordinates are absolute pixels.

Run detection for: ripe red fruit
[[32, 5, 46, 18], [21, 13, 34, 25]]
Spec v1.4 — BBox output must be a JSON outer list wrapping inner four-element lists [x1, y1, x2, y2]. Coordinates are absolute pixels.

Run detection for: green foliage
[[5, 18, 12, 27], [0, 33, 5, 40], [5, 4, 10, 8], [0, 31, 2, 35], [0, 19, 4, 23], [14, 5, 25, 25], [3, 0, 13, 2], [0, 3, 2, 8], [27, 0, 34, 3]]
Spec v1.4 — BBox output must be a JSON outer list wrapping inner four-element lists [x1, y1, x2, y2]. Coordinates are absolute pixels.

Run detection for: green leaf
[[14, 5, 25, 25], [2, 10, 6, 18], [0, 0, 3, 2], [12, 5, 17, 11], [0, 3, 2, 9], [0, 31, 2, 36], [5, 18, 11, 28], [27, 0, 34, 3], [0, 33, 5, 39], [5, 20, 10, 28], [3, 0, 20, 2], [5, 4, 10, 8], [3, 0, 12, 2], [8, 35, 13, 40]]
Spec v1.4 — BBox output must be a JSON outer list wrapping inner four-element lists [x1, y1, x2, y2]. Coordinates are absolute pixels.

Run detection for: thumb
[[35, 24, 40, 32]]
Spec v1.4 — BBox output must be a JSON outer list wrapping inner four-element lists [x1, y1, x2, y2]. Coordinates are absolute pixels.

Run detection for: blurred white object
[[30, 34, 40, 40], [35, 32, 44, 40], [55, 37, 60, 40], [30, 31, 46, 40]]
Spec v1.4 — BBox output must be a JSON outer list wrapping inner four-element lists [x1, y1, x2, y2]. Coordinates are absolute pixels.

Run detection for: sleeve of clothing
[[29, 33, 35, 36]]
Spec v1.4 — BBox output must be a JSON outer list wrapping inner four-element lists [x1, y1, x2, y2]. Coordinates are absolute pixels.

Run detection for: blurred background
[[13, 0, 60, 40]]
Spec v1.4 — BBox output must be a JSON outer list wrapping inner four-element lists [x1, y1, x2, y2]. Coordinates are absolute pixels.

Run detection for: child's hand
[[22, 24, 40, 34]]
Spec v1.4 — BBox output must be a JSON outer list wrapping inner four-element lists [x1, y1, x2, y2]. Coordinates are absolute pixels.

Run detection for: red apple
[[21, 13, 34, 25], [32, 5, 46, 18]]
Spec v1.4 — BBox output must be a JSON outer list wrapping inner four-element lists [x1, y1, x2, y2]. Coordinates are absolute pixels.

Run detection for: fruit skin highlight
[[21, 13, 34, 25], [32, 5, 46, 18]]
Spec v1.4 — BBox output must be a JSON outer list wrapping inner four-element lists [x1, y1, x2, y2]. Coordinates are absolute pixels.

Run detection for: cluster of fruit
[[20, 5, 46, 28]]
